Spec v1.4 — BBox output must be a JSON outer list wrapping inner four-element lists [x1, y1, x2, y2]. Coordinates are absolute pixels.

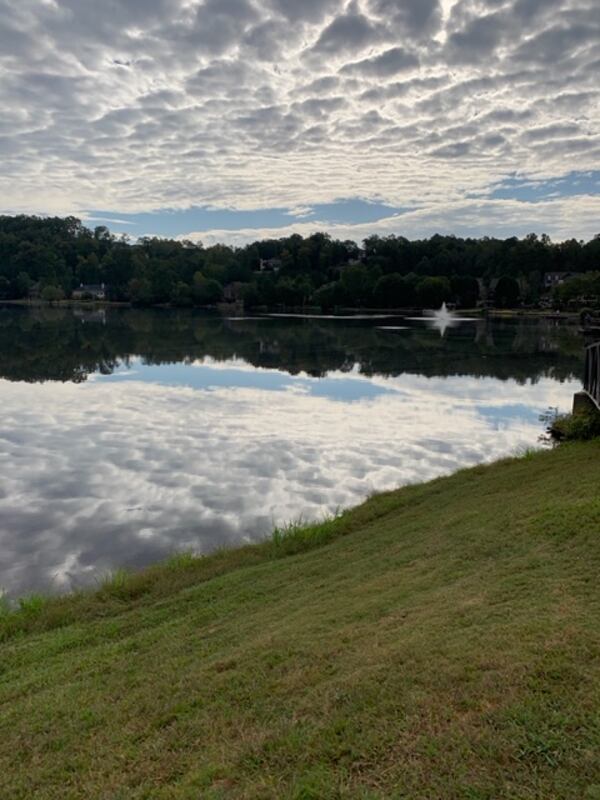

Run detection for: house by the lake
[[223, 282, 245, 303], [544, 272, 582, 290], [72, 283, 107, 301], [258, 258, 282, 273]]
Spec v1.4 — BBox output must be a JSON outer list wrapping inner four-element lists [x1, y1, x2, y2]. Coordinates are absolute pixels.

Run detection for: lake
[[0, 306, 584, 598]]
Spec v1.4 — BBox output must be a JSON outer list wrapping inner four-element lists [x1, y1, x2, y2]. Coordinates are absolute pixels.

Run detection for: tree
[[241, 283, 260, 309], [41, 285, 65, 304], [311, 281, 343, 310], [128, 278, 154, 306], [94, 225, 113, 242], [150, 262, 176, 303], [78, 253, 101, 284], [102, 247, 133, 296], [373, 274, 416, 308], [0, 214, 598, 312], [192, 273, 223, 305], [13, 272, 31, 298], [494, 276, 520, 308], [170, 282, 192, 307], [274, 276, 304, 306], [340, 264, 377, 306], [554, 272, 600, 309], [450, 275, 479, 308], [416, 277, 451, 309]]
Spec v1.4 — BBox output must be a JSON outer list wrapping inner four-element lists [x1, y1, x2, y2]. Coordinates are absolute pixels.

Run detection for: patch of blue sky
[[476, 403, 541, 426], [483, 171, 600, 203], [85, 198, 408, 239], [97, 362, 397, 403]]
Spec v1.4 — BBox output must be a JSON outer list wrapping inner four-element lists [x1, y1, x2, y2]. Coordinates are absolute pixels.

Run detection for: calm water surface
[[0, 306, 584, 598]]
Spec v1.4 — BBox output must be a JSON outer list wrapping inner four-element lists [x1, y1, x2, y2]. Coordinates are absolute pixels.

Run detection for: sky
[[1, 0, 599, 244]]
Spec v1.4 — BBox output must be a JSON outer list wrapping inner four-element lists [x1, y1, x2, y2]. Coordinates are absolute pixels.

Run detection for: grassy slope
[[1, 443, 600, 800]]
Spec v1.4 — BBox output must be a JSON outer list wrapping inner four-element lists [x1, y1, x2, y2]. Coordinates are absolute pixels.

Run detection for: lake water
[[0, 306, 584, 598]]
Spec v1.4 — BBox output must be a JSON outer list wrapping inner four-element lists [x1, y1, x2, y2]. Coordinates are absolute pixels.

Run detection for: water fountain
[[406, 303, 478, 336]]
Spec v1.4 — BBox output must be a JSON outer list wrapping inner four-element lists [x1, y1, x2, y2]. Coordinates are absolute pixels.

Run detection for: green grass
[[2, 442, 600, 799]]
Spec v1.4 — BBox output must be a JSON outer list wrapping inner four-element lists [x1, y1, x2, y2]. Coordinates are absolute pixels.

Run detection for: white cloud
[[0, 367, 578, 598], [176, 194, 600, 245], [0, 0, 598, 236]]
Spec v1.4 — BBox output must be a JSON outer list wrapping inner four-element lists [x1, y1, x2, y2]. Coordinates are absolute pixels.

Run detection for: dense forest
[[1, 215, 599, 309]]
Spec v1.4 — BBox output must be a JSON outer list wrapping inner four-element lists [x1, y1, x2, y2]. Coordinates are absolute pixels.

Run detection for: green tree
[[128, 278, 154, 306], [78, 253, 102, 284], [171, 282, 192, 307], [0, 214, 598, 312], [102, 247, 133, 297], [241, 283, 260, 309], [275, 277, 303, 306], [41, 285, 65, 304], [340, 264, 377, 306], [494, 276, 520, 308], [554, 272, 600, 309], [450, 275, 479, 308], [312, 281, 343, 310], [14, 272, 32, 298], [416, 277, 451, 308], [192, 273, 223, 305], [373, 274, 416, 308]]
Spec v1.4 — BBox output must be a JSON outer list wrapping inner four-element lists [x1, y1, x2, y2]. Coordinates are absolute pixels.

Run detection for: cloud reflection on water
[[0, 365, 580, 598]]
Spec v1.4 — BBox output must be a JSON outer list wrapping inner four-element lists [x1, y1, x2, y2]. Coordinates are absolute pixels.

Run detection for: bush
[[41, 285, 65, 303], [550, 411, 600, 442]]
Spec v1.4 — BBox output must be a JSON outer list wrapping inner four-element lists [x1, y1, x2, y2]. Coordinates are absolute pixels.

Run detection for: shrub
[[550, 411, 600, 442], [41, 285, 65, 303]]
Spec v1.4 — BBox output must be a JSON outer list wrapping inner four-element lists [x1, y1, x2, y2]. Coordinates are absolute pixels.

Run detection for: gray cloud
[[341, 47, 420, 77], [269, 0, 342, 22], [310, 5, 381, 55], [445, 11, 507, 63], [512, 21, 600, 65], [0, 366, 578, 598], [0, 0, 597, 233], [521, 123, 584, 142], [368, 0, 442, 36]]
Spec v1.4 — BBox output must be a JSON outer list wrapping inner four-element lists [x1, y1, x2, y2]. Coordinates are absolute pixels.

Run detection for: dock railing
[[585, 341, 600, 410]]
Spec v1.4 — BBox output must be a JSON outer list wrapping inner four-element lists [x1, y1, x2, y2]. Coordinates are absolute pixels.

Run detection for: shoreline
[[0, 442, 566, 635], [0, 298, 581, 322]]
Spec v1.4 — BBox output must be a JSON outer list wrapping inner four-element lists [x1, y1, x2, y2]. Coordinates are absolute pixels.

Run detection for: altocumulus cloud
[[0, 369, 578, 597], [0, 0, 598, 240]]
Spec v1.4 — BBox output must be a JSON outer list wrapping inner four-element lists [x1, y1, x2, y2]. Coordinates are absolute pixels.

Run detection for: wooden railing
[[585, 341, 600, 410]]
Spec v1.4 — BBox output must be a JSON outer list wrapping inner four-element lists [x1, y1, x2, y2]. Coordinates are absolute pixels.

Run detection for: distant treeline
[[0, 215, 599, 309]]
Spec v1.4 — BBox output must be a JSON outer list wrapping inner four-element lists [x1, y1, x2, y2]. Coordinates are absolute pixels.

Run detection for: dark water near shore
[[0, 306, 584, 598]]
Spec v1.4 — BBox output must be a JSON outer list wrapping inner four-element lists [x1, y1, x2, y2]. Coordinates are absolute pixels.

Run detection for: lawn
[[1, 441, 600, 799]]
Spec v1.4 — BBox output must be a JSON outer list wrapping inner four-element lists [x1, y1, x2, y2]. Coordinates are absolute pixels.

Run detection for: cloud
[[269, 0, 342, 23], [310, 6, 381, 56], [341, 47, 420, 77], [174, 193, 600, 245], [0, 0, 597, 237], [368, 0, 443, 36], [0, 366, 578, 598]]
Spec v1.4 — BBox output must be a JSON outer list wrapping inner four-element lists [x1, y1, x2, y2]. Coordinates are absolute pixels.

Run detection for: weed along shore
[[2, 442, 600, 798]]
